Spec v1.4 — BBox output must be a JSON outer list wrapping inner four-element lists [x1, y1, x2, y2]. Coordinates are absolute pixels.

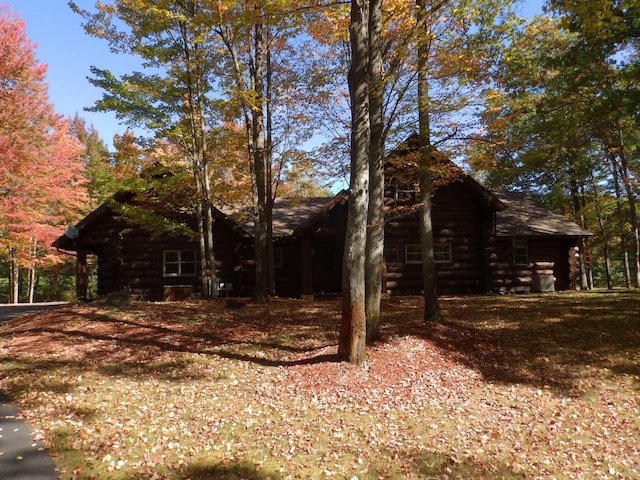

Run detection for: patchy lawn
[[0, 292, 639, 479]]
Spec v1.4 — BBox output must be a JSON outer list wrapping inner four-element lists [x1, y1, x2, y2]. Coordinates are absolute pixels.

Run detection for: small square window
[[433, 243, 452, 263], [513, 238, 528, 265], [384, 244, 399, 264], [163, 250, 197, 277], [405, 244, 422, 264], [395, 184, 418, 203]]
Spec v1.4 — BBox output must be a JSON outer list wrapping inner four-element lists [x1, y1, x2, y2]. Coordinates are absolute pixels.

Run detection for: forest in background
[[1, 0, 639, 305]]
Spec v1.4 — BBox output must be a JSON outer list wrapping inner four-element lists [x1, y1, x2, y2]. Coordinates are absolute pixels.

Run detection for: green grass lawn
[[1, 291, 639, 479]]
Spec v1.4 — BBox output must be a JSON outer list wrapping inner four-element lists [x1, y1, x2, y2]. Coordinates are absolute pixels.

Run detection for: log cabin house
[[53, 146, 591, 301]]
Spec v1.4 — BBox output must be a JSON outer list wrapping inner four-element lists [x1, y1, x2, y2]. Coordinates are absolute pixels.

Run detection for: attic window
[[513, 238, 528, 266], [163, 250, 196, 277], [433, 243, 452, 264], [395, 184, 418, 203]]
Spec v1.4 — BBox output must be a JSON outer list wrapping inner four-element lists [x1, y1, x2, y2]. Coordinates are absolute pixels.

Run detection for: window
[[433, 243, 452, 264], [384, 244, 399, 264], [395, 184, 418, 203], [405, 243, 451, 264], [163, 250, 196, 277], [405, 244, 422, 264], [513, 238, 528, 265]]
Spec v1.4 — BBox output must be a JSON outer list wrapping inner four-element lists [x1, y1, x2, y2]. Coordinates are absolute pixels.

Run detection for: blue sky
[[8, 1, 544, 152], [9, 0, 137, 149]]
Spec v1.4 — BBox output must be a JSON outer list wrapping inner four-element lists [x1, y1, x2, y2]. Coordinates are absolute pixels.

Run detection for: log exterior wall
[[63, 181, 584, 300], [491, 237, 579, 293], [385, 181, 496, 295], [75, 210, 254, 301], [274, 180, 498, 297], [274, 202, 347, 298]]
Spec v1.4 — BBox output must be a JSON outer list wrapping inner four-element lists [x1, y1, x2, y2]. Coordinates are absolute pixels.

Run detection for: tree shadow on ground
[[383, 292, 640, 395], [179, 460, 281, 480], [214, 349, 340, 367], [0, 300, 338, 390], [7, 293, 639, 396], [410, 450, 526, 479]]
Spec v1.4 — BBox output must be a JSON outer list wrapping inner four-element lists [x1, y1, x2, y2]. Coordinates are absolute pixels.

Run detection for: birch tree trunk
[[27, 240, 37, 303], [9, 248, 19, 304], [339, 0, 369, 364]]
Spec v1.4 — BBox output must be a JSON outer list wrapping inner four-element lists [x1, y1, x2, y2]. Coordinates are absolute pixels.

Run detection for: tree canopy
[[1, 5, 88, 302]]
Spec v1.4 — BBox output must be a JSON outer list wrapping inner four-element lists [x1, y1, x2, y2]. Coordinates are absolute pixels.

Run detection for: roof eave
[[291, 190, 349, 238]]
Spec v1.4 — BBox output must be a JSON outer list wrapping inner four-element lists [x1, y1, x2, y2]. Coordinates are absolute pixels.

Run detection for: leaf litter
[[0, 293, 639, 479]]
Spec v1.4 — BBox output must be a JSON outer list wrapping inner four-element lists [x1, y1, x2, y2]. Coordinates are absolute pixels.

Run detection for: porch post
[[76, 248, 88, 301], [381, 258, 388, 296], [301, 237, 313, 298]]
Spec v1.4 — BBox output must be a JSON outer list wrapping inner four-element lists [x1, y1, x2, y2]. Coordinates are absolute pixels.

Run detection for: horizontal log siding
[[275, 243, 303, 297], [213, 223, 254, 297], [82, 218, 129, 297], [385, 181, 492, 295], [80, 210, 254, 300], [96, 247, 119, 297], [312, 235, 344, 294], [119, 229, 199, 300], [492, 237, 578, 293]]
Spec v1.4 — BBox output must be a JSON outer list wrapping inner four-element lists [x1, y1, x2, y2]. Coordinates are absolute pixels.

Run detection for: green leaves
[[88, 68, 171, 131]]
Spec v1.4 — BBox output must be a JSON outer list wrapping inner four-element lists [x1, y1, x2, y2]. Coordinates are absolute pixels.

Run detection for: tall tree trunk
[[608, 149, 631, 288], [196, 197, 212, 297], [590, 174, 613, 289], [416, 0, 442, 323], [27, 240, 36, 303], [200, 120, 217, 298], [569, 175, 590, 289], [251, 19, 270, 303], [217, 13, 272, 303], [616, 120, 640, 288], [365, 0, 384, 344], [27, 267, 36, 304], [266, 26, 275, 296], [339, 0, 369, 365], [9, 248, 19, 304], [180, 16, 217, 298]]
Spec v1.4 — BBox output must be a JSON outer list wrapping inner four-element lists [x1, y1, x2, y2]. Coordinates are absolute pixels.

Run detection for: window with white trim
[[163, 250, 196, 276], [513, 238, 528, 266], [433, 243, 452, 263], [405, 244, 422, 264], [384, 244, 399, 264]]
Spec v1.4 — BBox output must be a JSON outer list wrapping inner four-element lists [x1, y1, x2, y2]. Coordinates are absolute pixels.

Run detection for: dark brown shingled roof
[[274, 195, 342, 237], [228, 192, 348, 238], [494, 191, 592, 237]]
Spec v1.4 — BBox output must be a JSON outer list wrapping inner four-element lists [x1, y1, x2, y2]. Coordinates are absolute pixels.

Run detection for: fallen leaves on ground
[[0, 293, 639, 479]]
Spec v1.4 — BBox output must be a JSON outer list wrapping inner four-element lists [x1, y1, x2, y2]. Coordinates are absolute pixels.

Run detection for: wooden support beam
[[76, 248, 88, 300], [301, 237, 313, 298]]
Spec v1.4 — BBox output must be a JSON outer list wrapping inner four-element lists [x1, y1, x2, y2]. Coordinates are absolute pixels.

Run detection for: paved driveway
[[0, 302, 64, 478], [0, 302, 67, 323]]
